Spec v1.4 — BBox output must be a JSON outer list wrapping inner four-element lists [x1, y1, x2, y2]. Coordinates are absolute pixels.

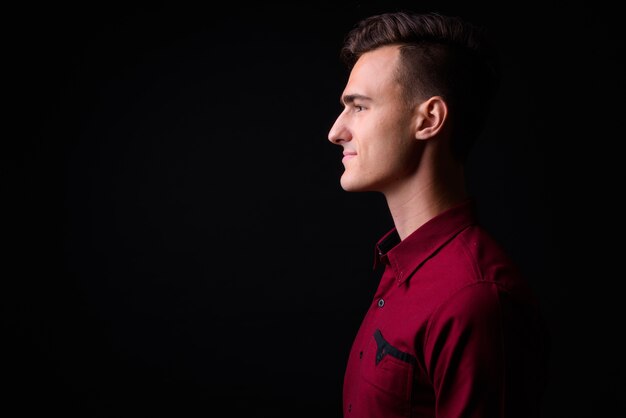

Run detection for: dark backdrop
[[4, 1, 623, 417]]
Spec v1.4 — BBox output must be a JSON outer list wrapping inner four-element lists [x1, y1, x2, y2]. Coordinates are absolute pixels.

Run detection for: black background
[[3, 1, 624, 417]]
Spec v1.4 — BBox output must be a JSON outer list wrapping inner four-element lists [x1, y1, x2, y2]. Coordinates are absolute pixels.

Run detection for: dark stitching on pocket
[[374, 329, 417, 366]]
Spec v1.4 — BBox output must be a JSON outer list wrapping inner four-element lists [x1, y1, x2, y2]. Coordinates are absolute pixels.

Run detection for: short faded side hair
[[340, 11, 501, 162]]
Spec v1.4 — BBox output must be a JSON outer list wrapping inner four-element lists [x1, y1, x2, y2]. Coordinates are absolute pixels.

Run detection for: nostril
[[328, 127, 351, 144], [328, 131, 342, 144]]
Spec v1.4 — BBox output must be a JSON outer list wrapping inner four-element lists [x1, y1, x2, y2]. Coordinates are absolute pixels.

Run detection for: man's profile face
[[327, 45, 423, 194]]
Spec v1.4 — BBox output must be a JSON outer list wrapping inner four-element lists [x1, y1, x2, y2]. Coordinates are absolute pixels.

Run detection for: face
[[328, 45, 423, 193]]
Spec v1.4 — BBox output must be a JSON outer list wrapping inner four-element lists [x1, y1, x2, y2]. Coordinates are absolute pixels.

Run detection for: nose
[[328, 111, 351, 145]]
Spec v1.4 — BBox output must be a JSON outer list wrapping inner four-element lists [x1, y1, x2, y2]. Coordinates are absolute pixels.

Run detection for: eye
[[354, 104, 365, 112]]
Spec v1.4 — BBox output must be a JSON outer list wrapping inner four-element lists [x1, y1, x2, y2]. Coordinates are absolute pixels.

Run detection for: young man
[[328, 11, 549, 417]]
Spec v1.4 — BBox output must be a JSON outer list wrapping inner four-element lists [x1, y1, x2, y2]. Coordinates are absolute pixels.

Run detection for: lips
[[342, 151, 357, 162]]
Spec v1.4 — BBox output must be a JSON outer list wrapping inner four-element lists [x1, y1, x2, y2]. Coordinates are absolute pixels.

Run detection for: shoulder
[[424, 224, 540, 332], [445, 223, 529, 291]]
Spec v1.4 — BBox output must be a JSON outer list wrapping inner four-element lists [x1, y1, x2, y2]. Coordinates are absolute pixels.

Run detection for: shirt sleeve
[[423, 281, 545, 418]]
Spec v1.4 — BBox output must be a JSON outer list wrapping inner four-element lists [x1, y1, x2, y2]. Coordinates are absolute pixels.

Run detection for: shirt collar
[[373, 199, 477, 284]]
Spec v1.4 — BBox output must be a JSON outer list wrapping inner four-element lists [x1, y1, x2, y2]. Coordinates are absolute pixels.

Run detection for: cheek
[[359, 108, 414, 160], [377, 132, 420, 174]]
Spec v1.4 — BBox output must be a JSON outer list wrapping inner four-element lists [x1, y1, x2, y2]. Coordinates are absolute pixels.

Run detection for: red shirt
[[343, 200, 548, 417]]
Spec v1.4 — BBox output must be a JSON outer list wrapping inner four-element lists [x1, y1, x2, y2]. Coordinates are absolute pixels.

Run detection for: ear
[[414, 96, 448, 140]]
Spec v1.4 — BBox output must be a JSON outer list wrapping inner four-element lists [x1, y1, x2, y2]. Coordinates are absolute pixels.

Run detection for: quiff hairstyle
[[340, 11, 501, 162]]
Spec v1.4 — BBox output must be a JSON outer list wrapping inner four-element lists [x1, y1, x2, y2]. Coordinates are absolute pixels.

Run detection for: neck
[[384, 153, 467, 241]]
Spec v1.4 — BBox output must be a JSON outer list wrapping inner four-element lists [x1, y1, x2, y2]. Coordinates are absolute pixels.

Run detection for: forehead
[[344, 45, 402, 97]]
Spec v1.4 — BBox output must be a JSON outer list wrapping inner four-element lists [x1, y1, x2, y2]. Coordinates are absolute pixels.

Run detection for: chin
[[340, 176, 369, 192]]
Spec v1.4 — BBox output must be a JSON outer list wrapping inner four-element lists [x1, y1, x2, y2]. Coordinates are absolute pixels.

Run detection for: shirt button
[[348, 404, 352, 412], [378, 298, 385, 308], [359, 351, 363, 359]]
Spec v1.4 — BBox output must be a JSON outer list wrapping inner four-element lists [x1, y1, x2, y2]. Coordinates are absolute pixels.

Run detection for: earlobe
[[414, 96, 448, 140]]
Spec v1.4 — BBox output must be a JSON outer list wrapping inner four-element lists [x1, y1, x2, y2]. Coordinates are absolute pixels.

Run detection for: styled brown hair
[[340, 11, 501, 162]]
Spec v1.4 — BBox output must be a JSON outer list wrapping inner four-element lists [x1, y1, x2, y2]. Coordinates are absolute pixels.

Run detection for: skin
[[328, 45, 468, 240]]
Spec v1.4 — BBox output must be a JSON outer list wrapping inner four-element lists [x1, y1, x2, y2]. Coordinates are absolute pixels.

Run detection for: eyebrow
[[341, 93, 372, 106]]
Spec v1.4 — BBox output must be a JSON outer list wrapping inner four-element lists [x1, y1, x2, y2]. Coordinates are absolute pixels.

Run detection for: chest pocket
[[362, 329, 416, 401]]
